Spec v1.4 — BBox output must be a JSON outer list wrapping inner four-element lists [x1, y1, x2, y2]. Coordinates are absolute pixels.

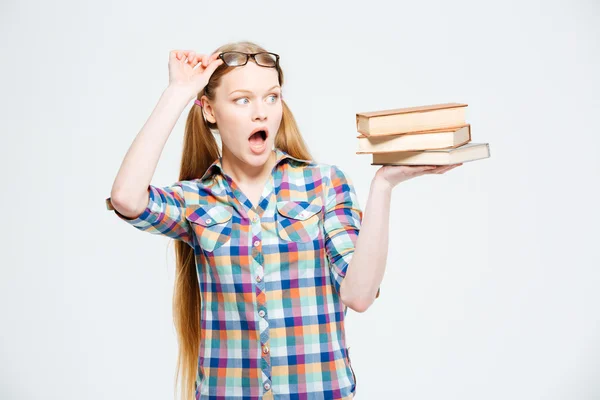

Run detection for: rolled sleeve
[[106, 183, 194, 247], [324, 165, 380, 300]]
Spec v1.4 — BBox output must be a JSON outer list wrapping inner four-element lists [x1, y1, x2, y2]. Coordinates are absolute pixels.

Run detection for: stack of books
[[355, 103, 491, 165]]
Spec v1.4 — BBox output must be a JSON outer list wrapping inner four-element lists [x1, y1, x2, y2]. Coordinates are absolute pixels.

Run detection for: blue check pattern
[[106, 148, 379, 399]]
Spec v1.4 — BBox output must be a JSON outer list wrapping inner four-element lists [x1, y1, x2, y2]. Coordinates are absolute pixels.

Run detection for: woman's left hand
[[374, 163, 463, 191]]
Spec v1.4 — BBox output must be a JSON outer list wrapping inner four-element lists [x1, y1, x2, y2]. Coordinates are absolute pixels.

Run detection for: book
[[356, 102, 468, 137], [371, 142, 490, 166], [356, 125, 471, 154]]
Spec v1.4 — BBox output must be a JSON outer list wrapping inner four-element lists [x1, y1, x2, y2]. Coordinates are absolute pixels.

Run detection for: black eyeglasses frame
[[218, 51, 280, 68]]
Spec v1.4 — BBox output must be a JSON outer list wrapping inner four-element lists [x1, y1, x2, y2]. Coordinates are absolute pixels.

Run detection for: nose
[[252, 101, 268, 121]]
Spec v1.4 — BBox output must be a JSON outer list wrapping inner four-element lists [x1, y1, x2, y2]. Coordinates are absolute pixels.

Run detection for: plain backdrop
[[1, 0, 599, 399]]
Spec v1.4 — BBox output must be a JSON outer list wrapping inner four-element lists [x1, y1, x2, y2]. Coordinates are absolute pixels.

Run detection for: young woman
[[106, 41, 461, 400]]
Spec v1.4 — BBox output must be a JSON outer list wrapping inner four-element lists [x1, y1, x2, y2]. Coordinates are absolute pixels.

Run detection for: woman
[[106, 40, 461, 400]]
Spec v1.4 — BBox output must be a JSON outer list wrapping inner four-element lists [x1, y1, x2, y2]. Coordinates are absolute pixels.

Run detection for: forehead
[[219, 62, 280, 95]]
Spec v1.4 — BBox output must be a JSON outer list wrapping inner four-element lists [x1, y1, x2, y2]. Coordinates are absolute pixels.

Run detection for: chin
[[245, 140, 273, 159]]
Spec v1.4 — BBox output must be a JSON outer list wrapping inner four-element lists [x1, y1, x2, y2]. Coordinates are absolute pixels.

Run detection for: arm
[[340, 163, 464, 312], [109, 49, 223, 217], [107, 51, 224, 246], [339, 177, 390, 313], [323, 165, 380, 313], [109, 84, 195, 218]]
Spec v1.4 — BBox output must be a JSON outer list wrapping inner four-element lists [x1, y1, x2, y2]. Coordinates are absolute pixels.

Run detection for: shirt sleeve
[[106, 183, 194, 247], [324, 165, 380, 300]]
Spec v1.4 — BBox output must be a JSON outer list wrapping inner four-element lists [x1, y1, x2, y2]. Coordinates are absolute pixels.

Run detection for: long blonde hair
[[172, 40, 313, 400]]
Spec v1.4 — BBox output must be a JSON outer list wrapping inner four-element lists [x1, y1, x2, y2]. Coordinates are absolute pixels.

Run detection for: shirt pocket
[[275, 197, 323, 242], [185, 204, 233, 252]]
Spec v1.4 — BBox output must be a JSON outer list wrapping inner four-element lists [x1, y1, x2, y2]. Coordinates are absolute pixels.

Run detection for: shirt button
[[205, 218, 212, 224], [262, 345, 269, 354], [253, 240, 260, 247], [258, 309, 266, 318], [264, 382, 271, 391], [256, 275, 262, 282], [252, 216, 259, 223]]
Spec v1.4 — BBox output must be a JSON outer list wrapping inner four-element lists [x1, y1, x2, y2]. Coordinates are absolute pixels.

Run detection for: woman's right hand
[[168, 50, 224, 98]]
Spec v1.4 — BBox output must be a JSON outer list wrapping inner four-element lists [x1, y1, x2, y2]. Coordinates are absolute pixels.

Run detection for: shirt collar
[[199, 147, 312, 181]]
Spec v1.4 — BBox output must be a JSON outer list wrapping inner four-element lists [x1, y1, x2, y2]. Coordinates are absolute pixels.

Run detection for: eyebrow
[[229, 85, 281, 95]]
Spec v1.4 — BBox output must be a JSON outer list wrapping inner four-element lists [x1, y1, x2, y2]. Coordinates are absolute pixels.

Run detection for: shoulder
[[172, 178, 225, 207], [287, 159, 353, 181], [167, 179, 205, 195], [288, 161, 357, 198], [317, 163, 356, 188]]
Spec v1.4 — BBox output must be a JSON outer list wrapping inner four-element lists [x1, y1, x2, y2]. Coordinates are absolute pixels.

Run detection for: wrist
[[164, 84, 197, 102], [371, 175, 393, 194]]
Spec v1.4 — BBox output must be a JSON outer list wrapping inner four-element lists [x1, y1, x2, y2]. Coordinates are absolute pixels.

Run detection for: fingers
[[187, 51, 198, 67], [202, 52, 221, 66], [170, 50, 222, 69], [203, 57, 224, 74], [171, 50, 189, 62], [197, 52, 223, 72], [190, 53, 203, 68], [426, 163, 463, 174], [445, 163, 463, 172], [398, 165, 437, 174], [208, 52, 221, 63], [171, 50, 200, 63], [432, 166, 453, 174]]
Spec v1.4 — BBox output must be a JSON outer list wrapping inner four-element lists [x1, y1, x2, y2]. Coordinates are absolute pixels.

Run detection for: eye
[[267, 94, 279, 103], [235, 97, 249, 105]]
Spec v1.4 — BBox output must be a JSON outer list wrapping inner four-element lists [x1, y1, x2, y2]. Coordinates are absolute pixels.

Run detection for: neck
[[221, 147, 277, 185]]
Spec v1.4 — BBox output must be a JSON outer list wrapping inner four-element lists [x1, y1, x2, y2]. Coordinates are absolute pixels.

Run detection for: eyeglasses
[[218, 51, 280, 68]]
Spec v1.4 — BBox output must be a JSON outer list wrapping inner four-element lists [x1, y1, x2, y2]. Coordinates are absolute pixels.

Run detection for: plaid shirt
[[106, 147, 379, 399]]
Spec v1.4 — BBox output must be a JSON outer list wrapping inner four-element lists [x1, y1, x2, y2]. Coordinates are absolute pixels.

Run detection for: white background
[[1, 0, 599, 399]]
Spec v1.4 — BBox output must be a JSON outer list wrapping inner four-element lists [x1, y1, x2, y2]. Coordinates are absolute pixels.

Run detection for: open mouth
[[248, 128, 269, 153], [248, 127, 268, 144], [249, 130, 267, 141]]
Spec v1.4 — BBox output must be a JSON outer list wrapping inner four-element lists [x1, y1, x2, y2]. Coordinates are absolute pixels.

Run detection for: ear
[[200, 95, 217, 124]]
